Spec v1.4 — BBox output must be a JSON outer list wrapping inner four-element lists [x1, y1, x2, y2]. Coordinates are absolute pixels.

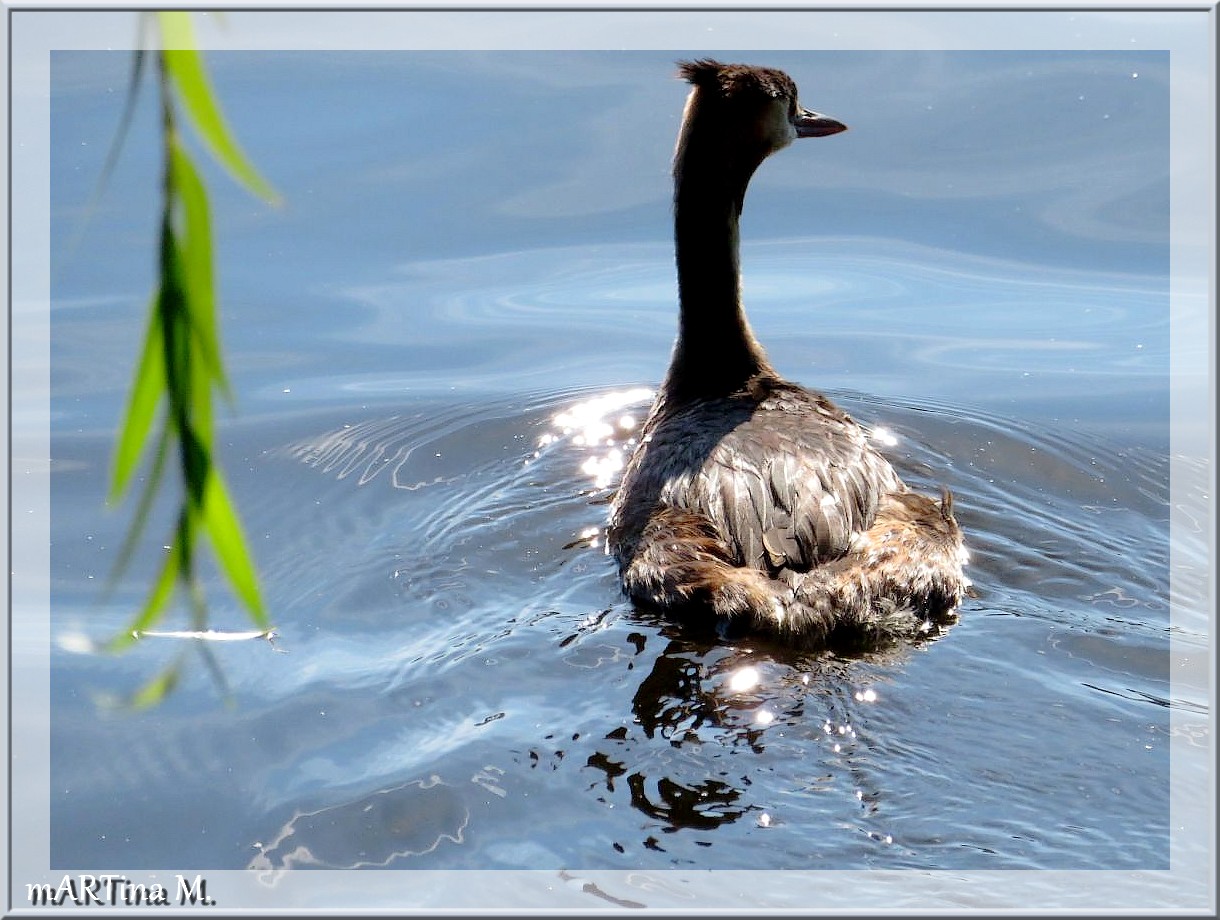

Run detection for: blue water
[[47, 50, 1195, 890]]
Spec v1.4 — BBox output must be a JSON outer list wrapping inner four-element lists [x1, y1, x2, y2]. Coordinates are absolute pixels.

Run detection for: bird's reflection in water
[[554, 387, 952, 843], [625, 773, 746, 832], [584, 609, 926, 844]]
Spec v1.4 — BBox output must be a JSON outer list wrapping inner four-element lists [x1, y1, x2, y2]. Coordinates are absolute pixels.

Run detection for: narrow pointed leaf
[[178, 419, 212, 520], [155, 10, 193, 50], [157, 14, 279, 204], [105, 540, 182, 653], [128, 661, 182, 710], [106, 425, 172, 591], [157, 222, 202, 455], [109, 296, 166, 502], [201, 471, 268, 626], [169, 140, 219, 350], [169, 136, 231, 400], [104, 13, 279, 667], [98, 48, 148, 197], [61, 49, 148, 265]]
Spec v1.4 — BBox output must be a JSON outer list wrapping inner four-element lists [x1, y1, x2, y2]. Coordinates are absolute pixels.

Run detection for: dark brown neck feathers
[[663, 94, 777, 406]]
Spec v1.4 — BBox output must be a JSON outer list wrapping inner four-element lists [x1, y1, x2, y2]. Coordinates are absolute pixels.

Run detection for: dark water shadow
[[581, 602, 941, 842]]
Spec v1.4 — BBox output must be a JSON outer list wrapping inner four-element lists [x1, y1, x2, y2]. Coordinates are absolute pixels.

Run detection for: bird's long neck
[[664, 109, 776, 406]]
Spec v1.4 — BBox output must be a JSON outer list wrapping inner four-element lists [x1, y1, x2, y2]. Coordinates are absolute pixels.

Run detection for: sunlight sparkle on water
[[728, 666, 761, 692], [547, 388, 653, 489], [551, 388, 653, 446], [580, 450, 624, 489], [871, 426, 899, 448]]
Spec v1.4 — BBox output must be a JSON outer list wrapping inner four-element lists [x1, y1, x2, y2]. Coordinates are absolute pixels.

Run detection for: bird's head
[[676, 59, 847, 167]]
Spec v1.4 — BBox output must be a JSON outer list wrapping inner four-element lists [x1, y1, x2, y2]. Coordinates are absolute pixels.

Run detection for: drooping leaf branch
[[105, 12, 279, 703]]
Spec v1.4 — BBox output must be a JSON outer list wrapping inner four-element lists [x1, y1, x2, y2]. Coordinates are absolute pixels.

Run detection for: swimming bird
[[606, 60, 968, 648]]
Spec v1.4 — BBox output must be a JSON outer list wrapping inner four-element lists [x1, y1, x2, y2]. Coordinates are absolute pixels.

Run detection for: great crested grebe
[[606, 60, 968, 648]]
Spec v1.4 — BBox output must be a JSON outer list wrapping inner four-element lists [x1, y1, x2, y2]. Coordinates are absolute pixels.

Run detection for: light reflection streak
[[55, 627, 278, 653], [870, 426, 899, 448], [539, 387, 653, 492]]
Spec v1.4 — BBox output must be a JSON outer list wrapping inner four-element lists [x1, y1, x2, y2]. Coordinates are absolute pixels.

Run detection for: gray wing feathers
[[691, 390, 901, 571]]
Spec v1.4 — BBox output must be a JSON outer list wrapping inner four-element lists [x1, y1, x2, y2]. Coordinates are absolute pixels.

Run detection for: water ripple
[[54, 382, 1177, 873]]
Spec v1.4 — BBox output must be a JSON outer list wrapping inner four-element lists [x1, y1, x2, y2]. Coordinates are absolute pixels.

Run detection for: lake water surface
[[45, 49, 1208, 908]]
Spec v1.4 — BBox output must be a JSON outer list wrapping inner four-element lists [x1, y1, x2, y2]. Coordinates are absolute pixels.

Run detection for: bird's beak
[[794, 108, 847, 138]]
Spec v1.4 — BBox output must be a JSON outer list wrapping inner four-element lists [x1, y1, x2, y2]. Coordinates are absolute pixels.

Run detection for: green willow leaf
[[108, 295, 166, 502], [200, 470, 269, 626], [157, 218, 210, 461], [179, 422, 212, 516], [128, 660, 182, 710], [105, 538, 182, 653], [188, 343, 215, 457], [157, 13, 279, 205], [169, 136, 234, 403], [153, 9, 192, 48], [156, 224, 196, 440], [107, 425, 171, 593], [61, 50, 149, 267], [104, 17, 279, 681]]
